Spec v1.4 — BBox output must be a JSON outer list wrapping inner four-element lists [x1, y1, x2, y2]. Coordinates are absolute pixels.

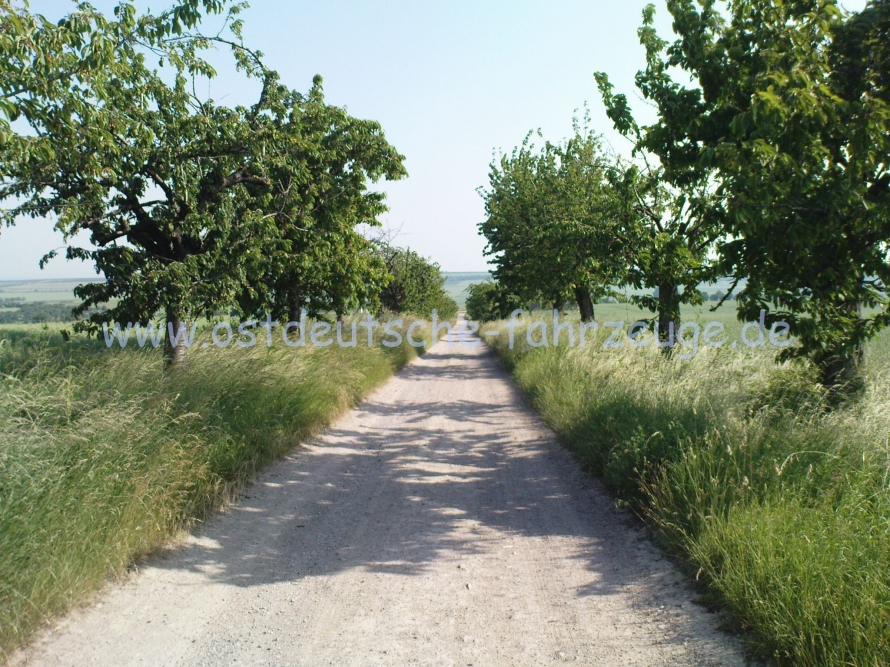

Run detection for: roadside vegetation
[[473, 5, 889, 659], [0, 0, 459, 656], [484, 311, 890, 666], [0, 320, 432, 658]]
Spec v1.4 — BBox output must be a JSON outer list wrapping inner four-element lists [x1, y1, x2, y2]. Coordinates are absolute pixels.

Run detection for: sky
[[0, 0, 868, 279]]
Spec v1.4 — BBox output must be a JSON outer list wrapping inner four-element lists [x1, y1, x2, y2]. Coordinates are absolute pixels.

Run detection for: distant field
[[0, 279, 98, 303], [0, 276, 747, 311], [442, 272, 491, 308], [441, 274, 745, 309]]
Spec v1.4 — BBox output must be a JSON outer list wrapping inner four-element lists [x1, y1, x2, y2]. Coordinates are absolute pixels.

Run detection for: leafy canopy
[[598, 0, 890, 383], [1, 2, 407, 366], [479, 117, 622, 319]]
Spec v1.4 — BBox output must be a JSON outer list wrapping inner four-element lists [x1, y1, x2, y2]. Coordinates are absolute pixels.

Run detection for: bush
[[464, 280, 522, 322], [375, 242, 457, 319]]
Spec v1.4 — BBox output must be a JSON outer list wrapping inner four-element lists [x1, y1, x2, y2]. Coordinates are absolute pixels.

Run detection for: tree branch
[[142, 167, 178, 205], [216, 168, 270, 193]]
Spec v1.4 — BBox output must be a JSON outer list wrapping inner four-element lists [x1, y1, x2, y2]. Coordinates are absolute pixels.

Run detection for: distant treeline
[[0, 299, 78, 324]]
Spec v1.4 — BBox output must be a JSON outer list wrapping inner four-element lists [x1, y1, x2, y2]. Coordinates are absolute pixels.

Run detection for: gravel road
[[15, 322, 748, 666]]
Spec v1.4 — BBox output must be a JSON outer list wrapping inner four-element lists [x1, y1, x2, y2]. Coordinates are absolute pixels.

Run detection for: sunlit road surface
[[15, 320, 746, 667]]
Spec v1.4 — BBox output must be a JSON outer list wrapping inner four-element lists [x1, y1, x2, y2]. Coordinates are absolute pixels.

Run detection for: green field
[[442, 272, 491, 307], [0, 279, 98, 304]]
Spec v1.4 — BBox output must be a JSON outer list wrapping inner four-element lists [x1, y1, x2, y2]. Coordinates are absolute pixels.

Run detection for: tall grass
[[0, 321, 427, 659], [486, 313, 890, 666]]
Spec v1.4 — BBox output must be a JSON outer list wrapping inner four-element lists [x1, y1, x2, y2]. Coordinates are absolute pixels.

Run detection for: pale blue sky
[[0, 0, 867, 278]]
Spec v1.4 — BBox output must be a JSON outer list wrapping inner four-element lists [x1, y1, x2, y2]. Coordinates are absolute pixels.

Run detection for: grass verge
[[0, 320, 429, 659], [485, 313, 890, 667]]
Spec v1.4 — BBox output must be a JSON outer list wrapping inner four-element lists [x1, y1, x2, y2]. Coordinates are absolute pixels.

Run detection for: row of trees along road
[[479, 0, 889, 390], [0, 0, 432, 365]]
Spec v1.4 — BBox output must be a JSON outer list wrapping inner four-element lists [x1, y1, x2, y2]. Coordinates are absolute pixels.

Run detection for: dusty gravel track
[[15, 321, 748, 666]]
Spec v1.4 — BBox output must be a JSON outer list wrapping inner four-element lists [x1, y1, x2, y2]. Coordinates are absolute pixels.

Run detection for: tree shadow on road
[[148, 340, 723, 655]]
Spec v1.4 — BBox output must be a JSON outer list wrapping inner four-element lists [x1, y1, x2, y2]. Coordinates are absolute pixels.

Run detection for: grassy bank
[[0, 320, 429, 659], [485, 311, 890, 666]]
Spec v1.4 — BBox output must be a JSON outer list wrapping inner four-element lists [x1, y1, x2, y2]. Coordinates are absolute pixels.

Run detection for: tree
[[479, 118, 622, 322], [544, 122, 626, 320], [595, 4, 721, 350], [465, 280, 522, 322], [1, 1, 241, 364], [603, 160, 716, 348], [7, 50, 276, 363], [375, 242, 458, 319], [1, 12, 405, 365], [599, 0, 890, 387], [236, 77, 406, 324], [478, 135, 547, 309], [712, 0, 890, 387]]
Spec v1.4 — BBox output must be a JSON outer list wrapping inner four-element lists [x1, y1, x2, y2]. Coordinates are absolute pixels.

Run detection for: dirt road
[[16, 323, 747, 666]]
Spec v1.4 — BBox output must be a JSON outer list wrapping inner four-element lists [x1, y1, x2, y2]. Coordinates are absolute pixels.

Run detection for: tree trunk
[[286, 291, 305, 343], [657, 281, 680, 355], [574, 286, 595, 322], [288, 291, 303, 325], [820, 299, 864, 395], [820, 348, 863, 390], [164, 308, 188, 367]]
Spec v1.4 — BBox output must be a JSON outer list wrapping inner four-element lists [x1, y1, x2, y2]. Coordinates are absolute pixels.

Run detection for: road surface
[[15, 322, 747, 666]]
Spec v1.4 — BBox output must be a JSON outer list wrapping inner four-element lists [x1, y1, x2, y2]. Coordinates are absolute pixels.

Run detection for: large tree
[[603, 159, 717, 348], [4, 46, 278, 363], [599, 0, 890, 386], [237, 77, 406, 324], [479, 121, 622, 321], [2, 25, 404, 365], [2, 1, 408, 365], [595, 4, 721, 348], [712, 0, 890, 387]]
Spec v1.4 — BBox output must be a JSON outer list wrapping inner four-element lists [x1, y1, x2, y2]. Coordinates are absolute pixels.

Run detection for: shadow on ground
[[148, 339, 710, 654]]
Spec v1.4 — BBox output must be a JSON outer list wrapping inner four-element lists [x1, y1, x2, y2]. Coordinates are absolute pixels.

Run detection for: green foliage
[[478, 115, 622, 320], [599, 0, 890, 385], [0, 323, 429, 658], [1, 3, 405, 365], [0, 0, 229, 161], [464, 280, 522, 322], [486, 318, 890, 666], [607, 163, 716, 342], [375, 242, 457, 319], [236, 77, 406, 322], [595, 4, 723, 344], [0, 298, 82, 324]]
